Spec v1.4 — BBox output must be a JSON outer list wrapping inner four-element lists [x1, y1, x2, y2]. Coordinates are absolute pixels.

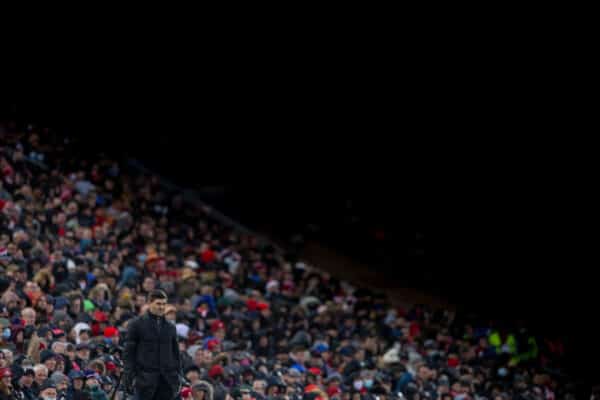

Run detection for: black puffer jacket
[[123, 312, 182, 394]]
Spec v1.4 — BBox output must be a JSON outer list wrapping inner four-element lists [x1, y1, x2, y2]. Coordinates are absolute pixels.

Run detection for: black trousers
[[134, 372, 177, 400]]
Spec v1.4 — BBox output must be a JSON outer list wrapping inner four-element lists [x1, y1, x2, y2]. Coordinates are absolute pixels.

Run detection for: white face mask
[[43, 397, 56, 400], [353, 380, 363, 390]]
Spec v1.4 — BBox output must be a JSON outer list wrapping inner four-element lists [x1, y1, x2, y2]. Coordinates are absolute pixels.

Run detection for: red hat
[[409, 321, 421, 338], [308, 367, 322, 376], [246, 299, 258, 312], [200, 249, 216, 264], [304, 384, 319, 393], [327, 385, 341, 396], [105, 362, 117, 372], [52, 328, 65, 337], [447, 355, 459, 368], [181, 387, 192, 397], [208, 364, 224, 378], [93, 311, 108, 323], [0, 368, 11, 378], [210, 320, 225, 333], [104, 326, 119, 338], [206, 339, 220, 351], [257, 302, 269, 311], [187, 332, 204, 346]]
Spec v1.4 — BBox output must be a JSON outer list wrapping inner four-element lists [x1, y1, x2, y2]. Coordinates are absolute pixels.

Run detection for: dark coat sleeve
[[123, 316, 140, 376]]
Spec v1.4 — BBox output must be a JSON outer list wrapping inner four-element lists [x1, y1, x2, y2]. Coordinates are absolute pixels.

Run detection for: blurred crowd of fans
[[0, 121, 579, 399]]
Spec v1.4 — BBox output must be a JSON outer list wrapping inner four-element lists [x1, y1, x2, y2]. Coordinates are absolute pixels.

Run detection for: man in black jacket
[[123, 290, 182, 400]]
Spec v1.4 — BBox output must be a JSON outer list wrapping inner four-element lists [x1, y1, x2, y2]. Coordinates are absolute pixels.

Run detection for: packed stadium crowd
[[0, 122, 578, 399]]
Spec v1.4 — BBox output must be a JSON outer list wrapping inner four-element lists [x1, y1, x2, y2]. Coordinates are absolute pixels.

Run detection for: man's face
[[74, 378, 84, 390], [253, 380, 266, 395], [65, 348, 75, 360], [186, 371, 200, 384], [136, 295, 146, 308], [57, 380, 68, 391], [35, 369, 47, 384], [194, 349, 212, 366], [22, 310, 36, 326], [1, 376, 10, 387], [40, 388, 57, 399], [214, 329, 225, 341], [149, 298, 167, 316], [20, 373, 34, 387], [166, 310, 176, 322], [77, 349, 90, 360], [17, 271, 27, 283], [181, 299, 192, 313], [418, 366, 431, 381], [143, 278, 155, 293], [292, 351, 305, 363], [285, 374, 297, 385], [86, 378, 99, 388], [37, 297, 48, 310], [452, 383, 462, 393], [79, 331, 90, 342], [355, 349, 365, 361], [44, 358, 56, 371], [53, 343, 66, 354]]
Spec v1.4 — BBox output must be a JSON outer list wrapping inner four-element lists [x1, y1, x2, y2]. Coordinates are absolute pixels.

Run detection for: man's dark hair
[[148, 290, 167, 302]]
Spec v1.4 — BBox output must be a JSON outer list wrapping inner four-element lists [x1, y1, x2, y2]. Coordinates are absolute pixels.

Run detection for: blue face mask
[[2, 328, 11, 339], [364, 379, 374, 389], [138, 254, 147, 263]]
